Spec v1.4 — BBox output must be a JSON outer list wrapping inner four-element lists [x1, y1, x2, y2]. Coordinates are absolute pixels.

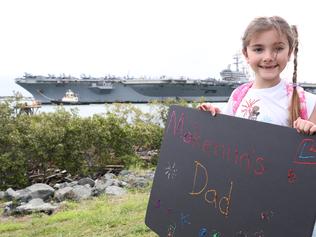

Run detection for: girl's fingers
[[304, 123, 312, 134], [310, 125, 316, 135], [197, 103, 220, 116], [198, 104, 209, 111], [293, 117, 301, 129]]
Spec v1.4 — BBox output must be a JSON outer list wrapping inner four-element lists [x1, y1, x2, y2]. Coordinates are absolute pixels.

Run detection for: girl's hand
[[293, 117, 316, 135], [197, 103, 221, 116]]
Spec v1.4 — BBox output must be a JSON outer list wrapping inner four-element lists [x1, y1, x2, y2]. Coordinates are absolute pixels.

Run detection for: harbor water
[[38, 102, 227, 117]]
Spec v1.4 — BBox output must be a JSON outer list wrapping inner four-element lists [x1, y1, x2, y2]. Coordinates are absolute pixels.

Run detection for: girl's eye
[[275, 47, 284, 52], [253, 48, 263, 53]]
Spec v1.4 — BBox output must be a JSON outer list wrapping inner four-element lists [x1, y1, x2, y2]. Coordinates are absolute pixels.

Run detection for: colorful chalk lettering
[[199, 227, 208, 237], [211, 229, 221, 237], [294, 139, 316, 165], [167, 224, 176, 237], [145, 106, 316, 237], [167, 110, 266, 176], [180, 213, 191, 225], [287, 169, 297, 184], [190, 161, 233, 217]]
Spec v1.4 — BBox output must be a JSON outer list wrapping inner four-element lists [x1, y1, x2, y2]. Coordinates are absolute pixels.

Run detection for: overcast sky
[[0, 0, 315, 96]]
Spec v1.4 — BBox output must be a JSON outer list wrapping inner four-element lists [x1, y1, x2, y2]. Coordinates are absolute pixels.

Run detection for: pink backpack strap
[[286, 83, 308, 120], [232, 81, 253, 114]]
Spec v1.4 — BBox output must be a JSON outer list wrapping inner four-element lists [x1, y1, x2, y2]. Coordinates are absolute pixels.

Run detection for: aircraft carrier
[[15, 72, 248, 104], [15, 54, 251, 104]]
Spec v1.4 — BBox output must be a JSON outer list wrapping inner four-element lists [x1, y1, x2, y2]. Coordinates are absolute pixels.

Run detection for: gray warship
[[15, 73, 248, 104], [15, 55, 251, 104]]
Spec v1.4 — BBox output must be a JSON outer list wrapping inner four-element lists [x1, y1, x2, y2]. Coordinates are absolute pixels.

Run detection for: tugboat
[[51, 89, 89, 105]]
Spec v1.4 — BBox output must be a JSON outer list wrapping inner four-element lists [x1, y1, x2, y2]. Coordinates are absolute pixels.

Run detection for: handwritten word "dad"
[[190, 161, 233, 217]]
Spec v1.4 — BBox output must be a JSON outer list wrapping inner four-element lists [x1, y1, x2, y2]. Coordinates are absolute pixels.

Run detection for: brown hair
[[242, 16, 300, 127]]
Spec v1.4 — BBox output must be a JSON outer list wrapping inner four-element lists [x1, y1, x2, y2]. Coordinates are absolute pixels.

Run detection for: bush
[[0, 103, 28, 189], [0, 100, 189, 189], [120, 154, 144, 168]]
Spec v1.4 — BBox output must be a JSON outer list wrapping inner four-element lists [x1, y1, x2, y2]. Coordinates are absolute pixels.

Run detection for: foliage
[[0, 101, 167, 189], [149, 98, 194, 126], [0, 98, 198, 189], [0, 102, 28, 189]]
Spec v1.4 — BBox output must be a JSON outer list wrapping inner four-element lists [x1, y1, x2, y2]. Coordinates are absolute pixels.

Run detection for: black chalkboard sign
[[145, 105, 316, 237]]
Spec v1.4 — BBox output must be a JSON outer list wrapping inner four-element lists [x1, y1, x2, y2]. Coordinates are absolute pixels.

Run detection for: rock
[[93, 179, 113, 194], [4, 188, 31, 202], [118, 180, 129, 188], [53, 182, 70, 190], [54, 187, 73, 202], [66, 185, 92, 201], [78, 177, 95, 187], [1, 169, 155, 217], [103, 173, 116, 180], [105, 186, 126, 196], [16, 198, 58, 214], [69, 181, 78, 187], [4, 188, 19, 200], [0, 191, 5, 200], [119, 170, 131, 176], [144, 170, 155, 180], [25, 183, 55, 201], [129, 177, 150, 188], [3, 201, 14, 216]]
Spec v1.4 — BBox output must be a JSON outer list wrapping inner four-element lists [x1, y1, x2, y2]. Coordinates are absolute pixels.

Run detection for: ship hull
[[50, 100, 90, 105], [15, 78, 241, 104]]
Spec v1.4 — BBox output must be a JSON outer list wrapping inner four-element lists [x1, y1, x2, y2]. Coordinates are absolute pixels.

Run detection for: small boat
[[51, 89, 89, 105]]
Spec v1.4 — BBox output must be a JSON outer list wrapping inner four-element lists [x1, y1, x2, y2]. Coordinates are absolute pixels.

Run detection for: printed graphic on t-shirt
[[249, 105, 260, 120], [240, 98, 260, 120]]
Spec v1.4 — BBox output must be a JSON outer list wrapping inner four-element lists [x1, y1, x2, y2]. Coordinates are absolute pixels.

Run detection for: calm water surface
[[39, 102, 227, 117]]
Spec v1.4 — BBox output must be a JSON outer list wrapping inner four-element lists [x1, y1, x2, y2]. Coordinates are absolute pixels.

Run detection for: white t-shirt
[[223, 80, 316, 126]]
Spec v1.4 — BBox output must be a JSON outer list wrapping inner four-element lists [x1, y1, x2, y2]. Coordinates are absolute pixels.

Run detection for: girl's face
[[243, 29, 291, 88]]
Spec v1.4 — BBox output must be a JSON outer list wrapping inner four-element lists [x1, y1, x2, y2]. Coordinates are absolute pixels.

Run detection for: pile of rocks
[[0, 170, 155, 216]]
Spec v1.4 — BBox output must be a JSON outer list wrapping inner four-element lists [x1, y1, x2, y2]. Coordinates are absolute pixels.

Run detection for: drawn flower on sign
[[165, 162, 178, 179]]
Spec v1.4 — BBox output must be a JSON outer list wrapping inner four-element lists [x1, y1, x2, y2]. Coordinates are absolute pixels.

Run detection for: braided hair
[[289, 25, 300, 126]]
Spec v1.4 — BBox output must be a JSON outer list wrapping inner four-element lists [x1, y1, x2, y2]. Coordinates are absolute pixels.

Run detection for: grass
[[0, 189, 157, 237]]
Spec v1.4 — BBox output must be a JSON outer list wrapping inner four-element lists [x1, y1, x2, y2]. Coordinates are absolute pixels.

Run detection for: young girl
[[198, 16, 316, 135], [200, 16, 316, 236]]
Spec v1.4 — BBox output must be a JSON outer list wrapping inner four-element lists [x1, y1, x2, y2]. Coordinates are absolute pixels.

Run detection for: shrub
[[0, 100, 171, 189]]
